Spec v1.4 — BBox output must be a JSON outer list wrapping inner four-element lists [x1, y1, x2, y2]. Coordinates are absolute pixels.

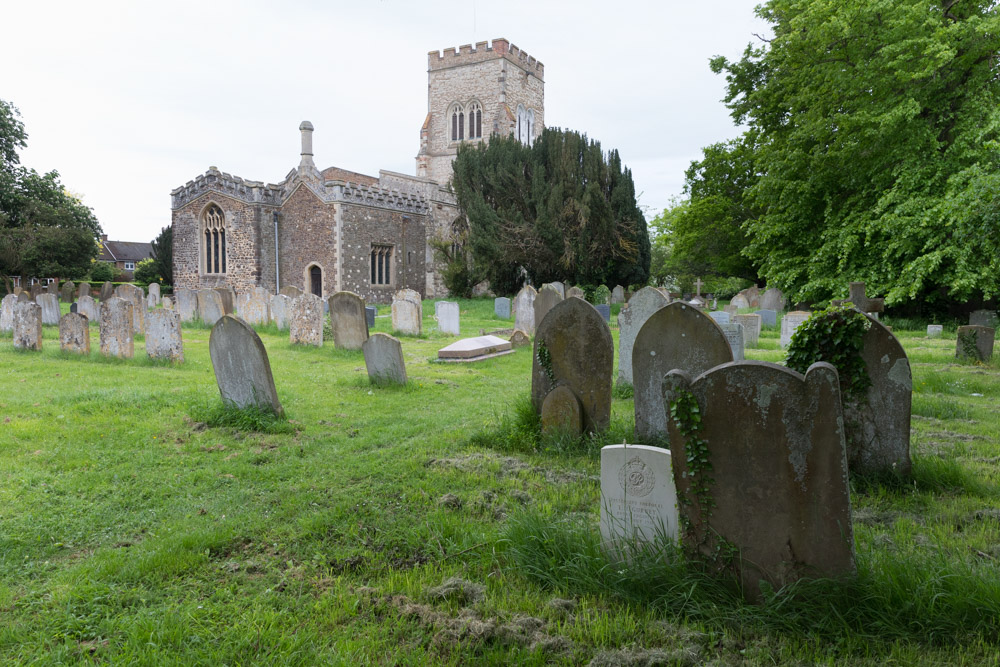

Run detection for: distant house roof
[[98, 240, 154, 263]]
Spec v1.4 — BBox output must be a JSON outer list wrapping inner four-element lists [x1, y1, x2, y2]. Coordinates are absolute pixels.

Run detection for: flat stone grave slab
[[437, 335, 513, 362], [600, 444, 679, 557]]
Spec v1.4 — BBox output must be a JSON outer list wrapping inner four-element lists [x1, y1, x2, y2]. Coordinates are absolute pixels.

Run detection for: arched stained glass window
[[202, 205, 226, 274]]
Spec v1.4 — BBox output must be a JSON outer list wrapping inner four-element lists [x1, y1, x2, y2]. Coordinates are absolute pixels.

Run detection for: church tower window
[[202, 204, 226, 274], [370, 244, 393, 286], [515, 105, 535, 146], [468, 102, 482, 139]]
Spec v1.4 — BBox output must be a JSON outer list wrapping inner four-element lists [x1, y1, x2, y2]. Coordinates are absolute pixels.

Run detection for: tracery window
[[450, 104, 465, 142], [370, 244, 393, 285], [202, 204, 226, 274], [468, 101, 482, 139]]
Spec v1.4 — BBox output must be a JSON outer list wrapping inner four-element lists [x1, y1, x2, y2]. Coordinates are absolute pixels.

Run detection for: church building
[[170, 38, 544, 302]]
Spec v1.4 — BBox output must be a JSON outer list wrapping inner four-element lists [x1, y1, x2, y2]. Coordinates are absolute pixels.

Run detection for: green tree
[[133, 258, 159, 285], [711, 0, 1000, 304], [150, 225, 173, 285], [89, 260, 114, 283]]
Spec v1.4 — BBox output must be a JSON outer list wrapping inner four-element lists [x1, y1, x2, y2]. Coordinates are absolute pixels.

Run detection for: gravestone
[[494, 297, 511, 319], [926, 324, 943, 338], [617, 286, 670, 386], [733, 313, 761, 347], [147, 283, 161, 307], [600, 444, 679, 556], [145, 309, 184, 362], [289, 293, 324, 346], [30, 283, 43, 301], [632, 302, 734, 440], [76, 295, 97, 324], [70, 303, 77, 313], [12, 302, 42, 350], [513, 285, 537, 335], [161, 296, 173, 310], [611, 285, 625, 304], [239, 294, 270, 327], [269, 294, 292, 330], [279, 285, 302, 298], [77, 282, 91, 299], [709, 311, 730, 326], [969, 310, 999, 328], [729, 294, 750, 310], [435, 301, 460, 335], [391, 289, 423, 335], [509, 329, 530, 347], [956, 325, 995, 362], [59, 312, 90, 355], [12, 285, 21, 295], [214, 286, 235, 315], [780, 311, 811, 347], [849, 281, 884, 314], [590, 303, 608, 322], [759, 288, 786, 312], [362, 332, 407, 385], [99, 297, 134, 358], [723, 304, 739, 316], [37, 293, 60, 325], [566, 286, 585, 299], [437, 335, 513, 362], [531, 298, 614, 433], [45, 282, 57, 295], [720, 322, 745, 361], [209, 315, 283, 415], [664, 362, 854, 597], [175, 289, 198, 322], [540, 384, 583, 437], [17, 291, 29, 303], [60, 281, 75, 303], [0, 294, 16, 332], [197, 289, 225, 326], [532, 285, 564, 330], [329, 291, 369, 350], [99, 281, 114, 302], [115, 284, 145, 334], [544, 281, 566, 299], [365, 305, 376, 328], [757, 308, 777, 327]]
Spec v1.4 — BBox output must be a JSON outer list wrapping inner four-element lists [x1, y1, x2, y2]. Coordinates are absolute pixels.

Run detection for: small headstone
[[270, 294, 292, 330], [513, 285, 537, 335], [209, 315, 283, 415], [197, 289, 225, 326], [60, 281, 75, 303], [99, 297, 134, 358], [509, 329, 530, 347], [12, 285, 21, 295], [76, 295, 98, 322], [12, 301, 43, 350], [969, 310, 999, 328], [362, 332, 407, 385], [780, 311, 811, 348], [720, 322, 745, 361], [239, 294, 270, 327], [729, 294, 750, 310], [532, 285, 564, 330], [709, 311, 731, 325], [70, 302, 78, 314], [289, 293, 324, 346], [494, 297, 511, 319], [161, 296, 173, 310], [214, 286, 235, 315], [723, 304, 739, 315], [956, 325, 995, 362], [435, 301, 461, 335], [566, 286, 585, 299], [145, 309, 184, 362], [391, 289, 423, 335], [733, 314, 761, 348], [147, 283, 161, 308], [611, 285, 625, 304], [926, 324, 943, 338], [77, 282, 91, 299], [365, 305, 376, 328], [329, 291, 369, 350], [99, 281, 114, 302], [437, 335, 513, 362], [540, 385, 583, 437], [279, 285, 302, 298], [30, 283, 43, 301], [594, 304, 611, 322], [617, 287, 670, 386], [757, 308, 777, 327], [759, 288, 785, 312], [45, 282, 58, 296], [17, 291, 30, 303], [593, 285, 611, 305], [59, 312, 90, 355], [600, 444, 679, 556], [175, 289, 198, 322], [0, 294, 16, 332], [36, 293, 60, 325]]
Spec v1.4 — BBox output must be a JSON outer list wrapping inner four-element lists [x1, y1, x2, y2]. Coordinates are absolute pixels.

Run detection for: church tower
[[417, 38, 544, 185]]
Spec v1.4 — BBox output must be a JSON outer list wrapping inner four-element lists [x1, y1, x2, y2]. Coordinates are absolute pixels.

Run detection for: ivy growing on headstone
[[785, 305, 871, 399]]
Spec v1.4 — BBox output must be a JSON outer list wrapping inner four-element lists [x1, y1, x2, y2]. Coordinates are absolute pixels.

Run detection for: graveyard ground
[[1, 299, 999, 664]]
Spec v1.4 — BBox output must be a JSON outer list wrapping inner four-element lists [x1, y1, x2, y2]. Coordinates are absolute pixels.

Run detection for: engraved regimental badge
[[618, 456, 654, 497]]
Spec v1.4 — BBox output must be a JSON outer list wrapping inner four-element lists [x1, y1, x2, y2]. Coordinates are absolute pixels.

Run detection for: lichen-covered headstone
[[956, 325, 995, 362], [0, 294, 16, 332], [540, 384, 583, 437], [289, 293, 324, 346], [926, 324, 943, 338], [513, 285, 537, 335], [543, 281, 566, 299], [780, 311, 811, 348], [270, 294, 292, 330], [100, 297, 134, 358], [60, 281, 75, 304], [617, 287, 670, 386], [509, 329, 530, 347], [532, 285, 563, 331], [59, 312, 90, 355], [145, 309, 184, 362], [279, 285, 302, 298], [175, 289, 198, 322], [729, 294, 750, 310], [759, 288, 785, 312], [329, 291, 369, 350], [611, 285, 625, 304], [197, 289, 225, 326], [77, 282, 91, 300], [17, 291, 30, 303], [239, 294, 270, 327], [664, 362, 855, 597], [161, 296, 173, 310], [391, 289, 423, 335], [600, 444, 679, 556], [13, 302, 42, 350], [99, 281, 114, 302], [969, 310, 999, 328], [632, 302, 733, 440], [532, 297, 613, 433], [115, 283, 145, 334], [719, 322, 745, 361], [435, 301, 460, 335], [733, 314, 761, 347], [209, 315, 283, 415], [494, 297, 511, 319], [362, 332, 407, 385], [30, 283, 43, 301], [37, 293, 60, 325], [566, 286, 585, 299], [77, 295, 99, 323], [214, 286, 235, 315]]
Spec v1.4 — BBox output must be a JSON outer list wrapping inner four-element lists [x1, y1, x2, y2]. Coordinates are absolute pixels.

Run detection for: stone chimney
[[299, 121, 315, 169]]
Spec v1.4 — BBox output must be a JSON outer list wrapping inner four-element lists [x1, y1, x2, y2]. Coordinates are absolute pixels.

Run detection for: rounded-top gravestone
[[209, 315, 284, 416], [532, 285, 563, 331], [391, 289, 423, 336], [362, 332, 407, 385], [513, 285, 537, 335], [617, 287, 670, 385], [329, 291, 369, 350]]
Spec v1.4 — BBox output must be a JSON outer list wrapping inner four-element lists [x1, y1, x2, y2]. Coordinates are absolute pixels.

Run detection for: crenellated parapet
[[334, 181, 429, 215], [428, 37, 543, 78], [170, 167, 282, 210]]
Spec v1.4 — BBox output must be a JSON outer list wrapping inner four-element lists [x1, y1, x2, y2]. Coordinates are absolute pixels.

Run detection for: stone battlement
[[335, 181, 429, 215], [171, 167, 282, 209], [428, 38, 543, 78]]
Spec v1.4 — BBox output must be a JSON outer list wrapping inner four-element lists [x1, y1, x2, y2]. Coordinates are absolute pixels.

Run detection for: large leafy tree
[[0, 99, 101, 291], [451, 129, 650, 294], [150, 225, 173, 285], [712, 0, 1000, 304]]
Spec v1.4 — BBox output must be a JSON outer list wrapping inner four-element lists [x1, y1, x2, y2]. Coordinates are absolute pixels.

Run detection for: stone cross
[[694, 278, 703, 297]]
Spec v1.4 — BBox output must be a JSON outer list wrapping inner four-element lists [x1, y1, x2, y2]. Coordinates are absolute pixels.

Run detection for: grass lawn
[[1, 299, 998, 664]]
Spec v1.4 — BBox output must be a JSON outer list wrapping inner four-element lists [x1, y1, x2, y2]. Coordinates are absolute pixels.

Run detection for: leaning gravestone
[[531, 298, 614, 433], [956, 325, 995, 362], [780, 311, 811, 347], [145, 309, 184, 362], [617, 286, 670, 386], [709, 311, 730, 325], [632, 302, 734, 440], [926, 324, 943, 338], [566, 286, 585, 299], [329, 291, 369, 350], [175, 289, 198, 322], [289, 293, 324, 346], [540, 384, 583, 437], [720, 322, 745, 361], [197, 289, 225, 326], [391, 289, 423, 335], [733, 313, 761, 347], [209, 315, 283, 415], [365, 305, 376, 328], [13, 302, 43, 350], [60, 281, 75, 303], [513, 285, 537, 336], [362, 333, 407, 385], [757, 309, 777, 327], [37, 293, 60, 325], [214, 287, 235, 315], [969, 310, 999, 328], [611, 285, 625, 305], [0, 294, 16, 332], [59, 312, 90, 355], [99, 281, 114, 302], [435, 301, 460, 335], [759, 288, 786, 312], [532, 285, 564, 331], [664, 362, 854, 597], [494, 297, 511, 319], [99, 297, 134, 358], [729, 294, 750, 310], [600, 444, 679, 556], [77, 282, 91, 300], [17, 291, 30, 303]]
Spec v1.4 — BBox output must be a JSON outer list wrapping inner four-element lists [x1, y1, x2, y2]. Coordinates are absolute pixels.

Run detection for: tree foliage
[[710, 0, 1000, 305], [151, 225, 173, 285], [451, 129, 650, 294]]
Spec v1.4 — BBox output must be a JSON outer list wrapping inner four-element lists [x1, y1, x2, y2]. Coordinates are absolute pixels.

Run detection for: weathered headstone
[[593, 285, 612, 305], [969, 310, 999, 328], [175, 289, 198, 322], [12, 285, 21, 295], [12, 302, 42, 350], [209, 315, 283, 415], [566, 286, 585, 299], [17, 291, 30, 303], [147, 282, 161, 308], [30, 283, 43, 301], [197, 289, 225, 326], [289, 293, 324, 346], [757, 309, 777, 327], [59, 312, 90, 355], [214, 286, 235, 315], [494, 297, 511, 319], [532, 285, 564, 330], [600, 444, 679, 555], [759, 287, 785, 312], [70, 303, 77, 313], [709, 311, 730, 326], [45, 282, 58, 296], [437, 335, 513, 362], [115, 283, 145, 334], [99, 297, 134, 358], [77, 282, 91, 300], [37, 293, 60, 325], [513, 285, 537, 335], [239, 293, 270, 327], [540, 384, 583, 437], [926, 324, 943, 338], [329, 291, 369, 350], [632, 302, 734, 440], [0, 294, 16, 332], [543, 281, 566, 299], [161, 296, 173, 310], [594, 303, 611, 322], [531, 298, 614, 433], [720, 322, 745, 361], [99, 281, 114, 302], [362, 332, 407, 385], [956, 325, 995, 362], [733, 313, 761, 347], [365, 305, 376, 328], [723, 304, 739, 316], [279, 285, 302, 298], [60, 281, 75, 304], [617, 286, 670, 386], [509, 329, 530, 347], [611, 285, 625, 304], [780, 311, 811, 348], [435, 301, 460, 335], [664, 362, 854, 597], [145, 309, 184, 362], [270, 294, 292, 330], [729, 294, 750, 310], [391, 289, 423, 335]]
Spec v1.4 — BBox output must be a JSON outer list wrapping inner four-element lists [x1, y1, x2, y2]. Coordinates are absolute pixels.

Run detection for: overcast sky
[[3, 0, 769, 242]]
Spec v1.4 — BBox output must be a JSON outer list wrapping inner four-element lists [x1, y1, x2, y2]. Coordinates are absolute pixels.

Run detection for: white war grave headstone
[[600, 444, 679, 558]]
